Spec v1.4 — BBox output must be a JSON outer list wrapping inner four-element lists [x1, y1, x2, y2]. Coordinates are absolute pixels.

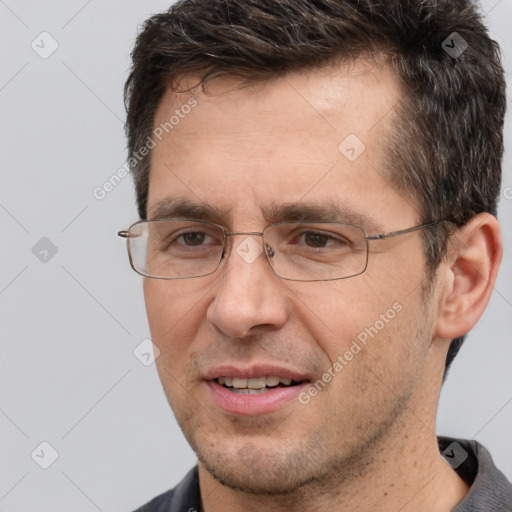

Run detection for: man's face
[[144, 59, 438, 493]]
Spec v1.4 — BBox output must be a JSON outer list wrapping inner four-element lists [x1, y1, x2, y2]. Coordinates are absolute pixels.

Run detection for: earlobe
[[435, 213, 503, 340]]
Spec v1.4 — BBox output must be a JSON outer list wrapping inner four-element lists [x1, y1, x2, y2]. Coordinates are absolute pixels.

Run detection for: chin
[[194, 439, 330, 496], [200, 459, 310, 496]]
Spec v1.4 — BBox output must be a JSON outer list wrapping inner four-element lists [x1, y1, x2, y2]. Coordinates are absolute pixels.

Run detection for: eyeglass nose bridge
[[222, 230, 266, 253], [225, 231, 264, 237], [221, 230, 276, 269]]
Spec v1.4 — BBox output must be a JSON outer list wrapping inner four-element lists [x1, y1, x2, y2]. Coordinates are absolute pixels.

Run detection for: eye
[[178, 231, 208, 246], [170, 230, 223, 250], [301, 232, 333, 248], [297, 231, 348, 248]]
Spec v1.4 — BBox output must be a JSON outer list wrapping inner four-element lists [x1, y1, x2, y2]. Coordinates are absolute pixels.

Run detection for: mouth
[[205, 366, 311, 415], [214, 376, 306, 394], [203, 364, 311, 415]]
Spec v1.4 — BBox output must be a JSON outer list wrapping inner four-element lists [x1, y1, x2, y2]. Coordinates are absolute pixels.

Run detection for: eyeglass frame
[[118, 218, 446, 282]]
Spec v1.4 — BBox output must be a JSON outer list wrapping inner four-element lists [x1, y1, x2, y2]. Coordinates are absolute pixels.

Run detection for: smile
[[215, 376, 302, 394]]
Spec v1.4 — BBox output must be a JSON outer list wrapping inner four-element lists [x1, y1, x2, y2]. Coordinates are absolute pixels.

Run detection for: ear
[[435, 213, 503, 339]]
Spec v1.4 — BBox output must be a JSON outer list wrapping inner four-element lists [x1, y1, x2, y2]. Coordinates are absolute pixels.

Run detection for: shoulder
[[438, 436, 512, 511], [132, 487, 175, 512], [131, 466, 201, 512]]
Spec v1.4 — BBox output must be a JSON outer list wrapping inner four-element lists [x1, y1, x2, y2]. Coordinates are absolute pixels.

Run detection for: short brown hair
[[124, 0, 506, 376]]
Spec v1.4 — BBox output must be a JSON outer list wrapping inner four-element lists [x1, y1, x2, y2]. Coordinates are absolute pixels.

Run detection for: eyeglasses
[[118, 219, 442, 282]]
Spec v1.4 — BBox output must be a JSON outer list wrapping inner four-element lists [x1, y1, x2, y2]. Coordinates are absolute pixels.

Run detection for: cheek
[[288, 276, 404, 359], [145, 281, 209, 407], [330, 300, 428, 417], [143, 279, 209, 354]]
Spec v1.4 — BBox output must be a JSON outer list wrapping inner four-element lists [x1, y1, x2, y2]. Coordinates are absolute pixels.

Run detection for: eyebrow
[[263, 202, 384, 232], [149, 197, 232, 224], [149, 197, 384, 232]]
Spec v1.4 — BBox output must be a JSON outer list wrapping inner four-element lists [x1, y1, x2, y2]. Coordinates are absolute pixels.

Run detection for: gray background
[[0, 1, 511, 510]]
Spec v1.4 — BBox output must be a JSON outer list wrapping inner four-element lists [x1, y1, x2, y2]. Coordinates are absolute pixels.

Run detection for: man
[[119, 0, 511, 510]]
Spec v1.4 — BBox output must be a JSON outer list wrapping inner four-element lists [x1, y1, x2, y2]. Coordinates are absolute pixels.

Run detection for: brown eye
[[180, 232, 206, 246], [304, 233, 330, 247]]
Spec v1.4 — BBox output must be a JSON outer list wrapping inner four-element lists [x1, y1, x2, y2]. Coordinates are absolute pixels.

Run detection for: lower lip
[[206, 380, 309, 416]]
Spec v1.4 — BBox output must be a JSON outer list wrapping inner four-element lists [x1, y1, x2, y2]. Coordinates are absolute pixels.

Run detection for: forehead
[[148, 58, 416, 228]]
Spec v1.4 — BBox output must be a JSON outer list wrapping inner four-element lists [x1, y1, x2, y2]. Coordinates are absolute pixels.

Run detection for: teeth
[[247, 377, 266, 389], [216, 376, 295, 389], [231, 388, 269, 395], [232, 378, 248, 388], [266, 376, 280, 387]]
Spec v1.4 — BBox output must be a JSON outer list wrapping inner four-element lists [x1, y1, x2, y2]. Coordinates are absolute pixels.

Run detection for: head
[[123, 0, 505, 496]]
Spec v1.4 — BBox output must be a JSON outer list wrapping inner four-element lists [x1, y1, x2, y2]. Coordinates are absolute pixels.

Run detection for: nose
[[206, 234, 290, 339]]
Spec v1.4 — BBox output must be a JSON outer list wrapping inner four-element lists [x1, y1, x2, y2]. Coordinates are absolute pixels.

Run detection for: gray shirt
[[134, 437, 512, 511]]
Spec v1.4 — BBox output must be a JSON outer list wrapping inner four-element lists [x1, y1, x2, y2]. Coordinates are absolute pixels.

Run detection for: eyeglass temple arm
[[365, 220, 443, 241], [118, 231, 129, 238]]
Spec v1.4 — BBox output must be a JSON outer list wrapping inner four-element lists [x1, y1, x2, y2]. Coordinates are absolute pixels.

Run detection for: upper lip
[[203, 364, 311, 382]]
